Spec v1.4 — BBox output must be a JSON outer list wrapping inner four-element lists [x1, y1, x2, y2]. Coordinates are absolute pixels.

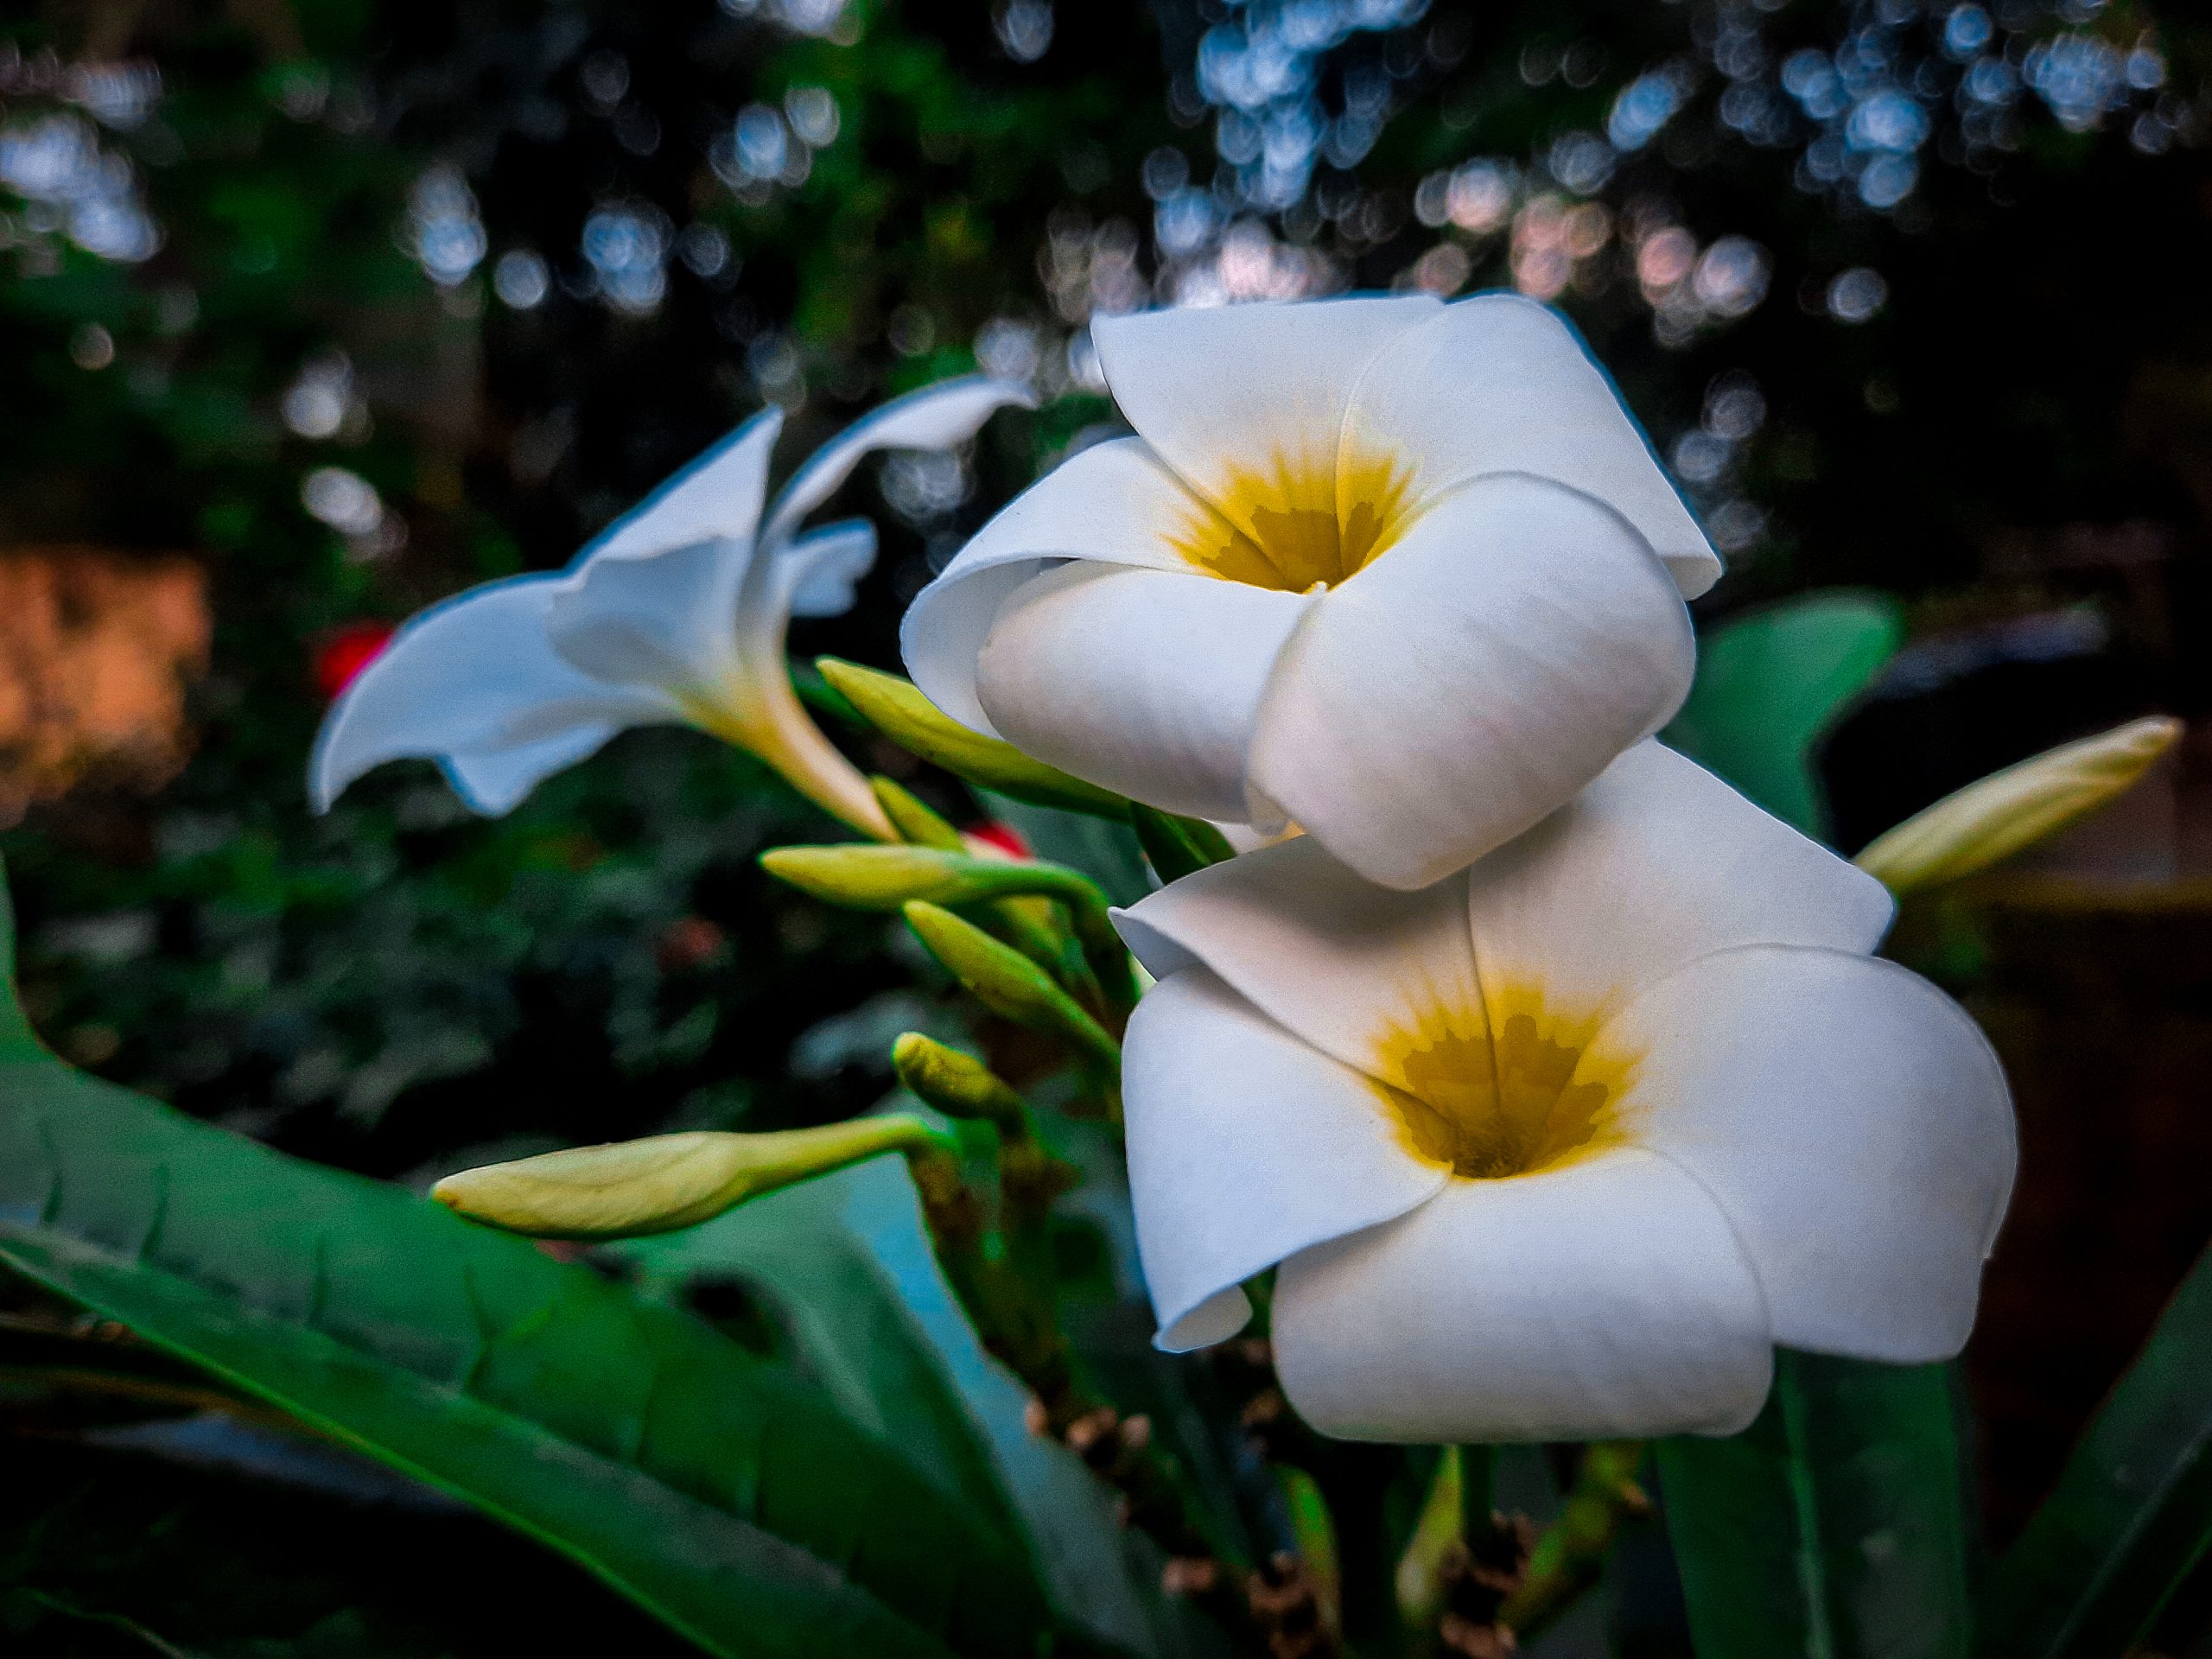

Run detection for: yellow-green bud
[[902, 900, 1121, 1071], [817, 658, 1128, 818], [1853, 715, 2182, 897], [870, 776, 965, 851], [761, 843, 1097, 913], [892, 1033, 1028, 1132], [431, 1116, 950, 1240]]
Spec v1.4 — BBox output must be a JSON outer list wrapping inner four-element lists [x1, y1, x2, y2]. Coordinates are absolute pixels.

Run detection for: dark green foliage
[[1978, 1240, 2212, 1659], [1658, 1351, 1973, 1659], [0, 869, 1057, 1659], [1664, 591, 1905, 836], [1127, 804, 1233, 885]]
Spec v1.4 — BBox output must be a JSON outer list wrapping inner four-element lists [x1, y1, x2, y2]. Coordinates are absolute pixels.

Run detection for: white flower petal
[[901, 437, 1233, 735], [547, 537, 735, 690], [441, 726, 621, 814], [546, 410, 785, 692], [759, 376, 1034, 553], [1611, 945, 2016, 1363], [1113, 837, 1483, 1090], [1125, 968, 1449, 1352], [1091, 296, 1440, 540], [974, 562, 1313, 821], [1465, 741, 1894, 1027], [712, 519, 893, 838], [582, 407, 784, 566], [1344, 294, 1719, 595], [780, 518, 879, 619], [309, 579, 674, 813], [1273, 1149, 1773, 1443], [1248, 474, 1696, 890]]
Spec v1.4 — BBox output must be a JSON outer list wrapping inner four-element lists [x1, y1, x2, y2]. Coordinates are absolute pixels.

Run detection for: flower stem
[[1497, 1440, 1651, 1637]]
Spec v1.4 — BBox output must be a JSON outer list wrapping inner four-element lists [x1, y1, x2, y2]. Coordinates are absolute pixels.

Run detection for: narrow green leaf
[[1658, 1351, 1973, 1659], [1127, 805, 1233, 884], [627, 1159, 1237, 1659], [1665, 591, 1905, 836], [1977, 1239, 2212, 1658], [0, 874, 1050, 1659], [981, 791, 1155, 907]]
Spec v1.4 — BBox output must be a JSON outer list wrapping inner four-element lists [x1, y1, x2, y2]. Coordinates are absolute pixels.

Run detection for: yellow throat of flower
[[1174, 450, 1414, 593], [1374, 992, 1634, 1181]]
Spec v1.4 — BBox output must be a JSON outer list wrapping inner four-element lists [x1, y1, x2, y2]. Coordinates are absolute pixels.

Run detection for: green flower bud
[[902, 900, 1121, 1071], [762, 842, 1091, 912], [870, 775, 966, 851], [891, 1032, 1028, 1132], [431, 1116, 952, 1239], [816, 658, 1128, 818]]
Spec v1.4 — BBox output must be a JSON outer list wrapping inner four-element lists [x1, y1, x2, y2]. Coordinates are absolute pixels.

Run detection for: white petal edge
[[783, 518, 880, 619], [758, 375, 1035, 555], [580, 406, 784, 566], [1124, 968, 1448, 1352], [974, 562, 1314, 822], [1274, 1148, 1774, 1443], [1463, 741, 1894, 1029], [543, 409, 785, 692], [1091, 296, 1439, 543], [1249, 473, 1695, 890], [1113, 837, 1484, 1094], [546, 537, 739, 692], [901, 437, 1237, 736], [1610, 944, 2017, 1363], [441, 726, 621, 815], [309, 578, 675, 814], [1343, 293, 1719, 596]]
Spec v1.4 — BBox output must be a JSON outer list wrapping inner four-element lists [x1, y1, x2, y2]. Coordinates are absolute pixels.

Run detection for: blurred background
[[3, 0, 2210, 1651]]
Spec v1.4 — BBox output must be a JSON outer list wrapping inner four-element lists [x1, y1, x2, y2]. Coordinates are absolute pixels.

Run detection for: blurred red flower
[[315, 620, 394, 700], [965, 819, 1031, 858]]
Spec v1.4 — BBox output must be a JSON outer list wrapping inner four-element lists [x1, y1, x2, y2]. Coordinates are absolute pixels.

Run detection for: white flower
[[903, 295, 1717, 890], [311, 377, 1031, 830], [1112, 741, 2016, 1442]]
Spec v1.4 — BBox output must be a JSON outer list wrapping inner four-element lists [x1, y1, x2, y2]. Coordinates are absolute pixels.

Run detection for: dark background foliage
[[3, 0, 2211, 1649]]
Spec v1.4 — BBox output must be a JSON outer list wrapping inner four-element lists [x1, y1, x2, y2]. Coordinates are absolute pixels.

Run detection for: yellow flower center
[[1373, 992, 1633, 1180], [1173, 451, 1414, 593]]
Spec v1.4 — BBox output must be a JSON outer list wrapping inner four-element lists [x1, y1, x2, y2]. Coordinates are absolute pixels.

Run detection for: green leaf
[[1976, 1239, 2212, 1658], [1657, 1351, 1973, 1659], [1665, 591, 1905, 836], [1127, 805, 1233, 884], [627, 1159, 1236, 1659], [982, 792, 1155, 907], [0, 876, 1051, 1659]]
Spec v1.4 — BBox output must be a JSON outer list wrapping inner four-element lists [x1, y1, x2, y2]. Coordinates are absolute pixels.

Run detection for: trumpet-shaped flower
[[904, 295, 1718, 890], [1112, 741, 2016, 1442], [312, 378, 1030, 833]]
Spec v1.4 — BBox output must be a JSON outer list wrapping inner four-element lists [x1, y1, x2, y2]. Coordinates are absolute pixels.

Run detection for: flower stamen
[[1376, 999, 1629, 1180], [1173, 450, 1413, 593]]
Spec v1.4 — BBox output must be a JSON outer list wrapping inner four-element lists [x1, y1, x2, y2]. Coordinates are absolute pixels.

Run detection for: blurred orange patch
[[0, 548, 210, 823]]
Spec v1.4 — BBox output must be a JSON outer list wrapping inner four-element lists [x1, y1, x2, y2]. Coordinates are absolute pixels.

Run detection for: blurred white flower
[[313, 378, 1032, 827]]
